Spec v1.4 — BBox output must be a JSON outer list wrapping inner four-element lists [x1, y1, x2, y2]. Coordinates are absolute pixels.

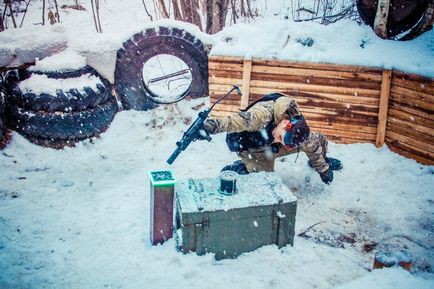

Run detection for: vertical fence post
[[376, 69, 392, 148], [240, 58, 252, 109], [149, 170, 176, 245]]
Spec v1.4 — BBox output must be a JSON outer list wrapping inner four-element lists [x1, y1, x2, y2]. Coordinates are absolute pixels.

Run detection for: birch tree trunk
[[373, 0, 391, 39]]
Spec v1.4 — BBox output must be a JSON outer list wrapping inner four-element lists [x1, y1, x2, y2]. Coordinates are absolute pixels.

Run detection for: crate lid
[[176, 171, 296, 213]]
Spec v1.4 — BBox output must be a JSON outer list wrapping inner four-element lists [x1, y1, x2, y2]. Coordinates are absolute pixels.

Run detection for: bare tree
[[141, 0, 154, 21], [150, 0, 255, 34], [91, 0, 102, 33], [42, 0, 46, 25], [291, 0, 358, 25]]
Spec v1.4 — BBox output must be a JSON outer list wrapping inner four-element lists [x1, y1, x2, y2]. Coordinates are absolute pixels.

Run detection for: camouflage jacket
[[210, 95, 329, 173]]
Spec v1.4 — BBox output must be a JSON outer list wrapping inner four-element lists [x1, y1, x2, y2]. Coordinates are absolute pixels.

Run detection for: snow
[[177, 171, 296, 213], [335, 267, 434, 289], [19, 73, 102, 95], [30, 49, 87, 72], [1, 98, 433, 289], [0, 1, 433, 288], [211, 19, 434, 77]]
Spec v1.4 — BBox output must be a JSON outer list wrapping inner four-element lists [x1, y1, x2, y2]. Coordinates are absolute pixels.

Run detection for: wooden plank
[[392, 70, 434, 87], [390, 92, 434, 113], [325, 134, 374, 144], [250, 72, 381, 90], [387, 116, 433, 135], [387, 122, 434, 144], [253, 59, 383, 74], [241, 59, 252, 109], [391, 77, 434, 95], [312, 126, 375, 141], [376, 69, 392, 147], [252, 64, 382, 81], [390, 85, 434, 104], [386, 136, 434, 161], [300, 106, 378, 118], [385, 130, 434, 154], [294, 98, 379, 113], [386, 140, 434, 165], [302, 112, 378, 126], [389, 101, 434, 121], [251, 65, 383, 81], [307, 121, 378, 134], [248, 82, 380, 97], [208, 55, 244, 63], [248, 87, 381, 99], [208, 62, 244, 72], [209, 69, 243, 79], [249, 91, 380, 106], [388, 108, 434, 128], [302, 111, 377, 129]]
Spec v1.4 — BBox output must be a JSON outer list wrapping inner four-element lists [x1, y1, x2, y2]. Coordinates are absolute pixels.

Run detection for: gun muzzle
[[233, 85, 242, 96]]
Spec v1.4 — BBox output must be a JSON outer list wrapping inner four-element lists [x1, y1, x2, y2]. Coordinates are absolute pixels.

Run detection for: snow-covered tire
[[9, 82, 112, 112], [9, 65, 112, 112], [0, 84, 7, 148], [7, 97, 118, 147], [26, 65, 99, 79], [114, 26, 209, 110]]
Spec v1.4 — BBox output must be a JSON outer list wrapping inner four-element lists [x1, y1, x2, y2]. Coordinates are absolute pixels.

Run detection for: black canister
[[219, 170, 239, 195]]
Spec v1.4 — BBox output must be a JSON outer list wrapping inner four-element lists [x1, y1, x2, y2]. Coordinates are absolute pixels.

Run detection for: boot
[[308, 157, 343, 171], [221, 160, 249, 175]]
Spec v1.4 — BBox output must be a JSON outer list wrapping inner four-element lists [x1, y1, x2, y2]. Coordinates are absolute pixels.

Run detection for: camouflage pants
[[238, 132, 329, 173]]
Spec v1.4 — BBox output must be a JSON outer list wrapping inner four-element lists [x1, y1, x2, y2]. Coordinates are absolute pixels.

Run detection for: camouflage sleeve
[[285, 99, 303, 118], [273, 96, 303, 121], [299, 132, 330, 173], [211, 101, 274, 133]]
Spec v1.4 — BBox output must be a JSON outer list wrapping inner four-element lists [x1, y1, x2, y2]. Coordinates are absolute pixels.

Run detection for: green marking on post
[[149, 170, 176, 187]]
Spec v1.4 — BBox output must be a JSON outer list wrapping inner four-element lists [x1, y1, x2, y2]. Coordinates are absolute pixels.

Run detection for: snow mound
[[334, 267, 434, 289], [30, 49, 87, 72], [19, 74, 102, 95]]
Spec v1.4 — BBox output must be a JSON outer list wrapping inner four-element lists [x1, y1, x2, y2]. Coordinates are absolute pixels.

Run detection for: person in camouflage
[[200, 93, 342, 184]]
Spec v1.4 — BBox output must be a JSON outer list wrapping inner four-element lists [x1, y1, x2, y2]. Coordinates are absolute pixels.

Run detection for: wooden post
[[240, 58, 252, 109], [376, 69, 392, 148], [149, 170, 176, 245]]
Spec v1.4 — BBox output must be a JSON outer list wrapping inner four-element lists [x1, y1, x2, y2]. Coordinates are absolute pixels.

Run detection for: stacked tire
[[6, 65, 118, 148], [0, 81, 8, 149]]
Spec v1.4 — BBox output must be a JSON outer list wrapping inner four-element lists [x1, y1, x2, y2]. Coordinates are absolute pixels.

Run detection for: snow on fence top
[[210, 19, 434, 78], [0, 18, 432, 78]]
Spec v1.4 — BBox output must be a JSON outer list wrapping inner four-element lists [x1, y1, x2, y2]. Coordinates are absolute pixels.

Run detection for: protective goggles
[[283, 117, 301, 147]]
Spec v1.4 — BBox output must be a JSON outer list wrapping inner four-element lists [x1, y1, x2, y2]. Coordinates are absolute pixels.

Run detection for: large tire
[[7, 97, 118, 147], [357, 0, 428, 37], [114, 26, 209, 110], [27, 65, 99, 79], [0, 83, 6, 147], [9, 65, 112, 112]]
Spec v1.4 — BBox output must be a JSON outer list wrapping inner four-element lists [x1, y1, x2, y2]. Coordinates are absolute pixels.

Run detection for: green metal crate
[[175, 172, 297, 260]]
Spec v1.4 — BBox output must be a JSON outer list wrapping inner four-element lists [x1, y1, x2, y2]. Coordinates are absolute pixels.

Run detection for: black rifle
[[167, 85, 242, 165]]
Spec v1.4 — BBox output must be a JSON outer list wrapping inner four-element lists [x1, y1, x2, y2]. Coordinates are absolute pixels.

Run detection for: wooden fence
[[208, 56, 434, 165]]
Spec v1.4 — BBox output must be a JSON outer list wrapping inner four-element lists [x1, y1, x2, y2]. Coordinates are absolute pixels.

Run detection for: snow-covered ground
[[1, 1, 433, 288], [1, 99, 433, 289]]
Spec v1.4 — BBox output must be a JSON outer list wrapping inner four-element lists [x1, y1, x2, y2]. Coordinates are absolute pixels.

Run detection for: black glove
[[319, 168, 333, 184], [197, 119, 218, 141]]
